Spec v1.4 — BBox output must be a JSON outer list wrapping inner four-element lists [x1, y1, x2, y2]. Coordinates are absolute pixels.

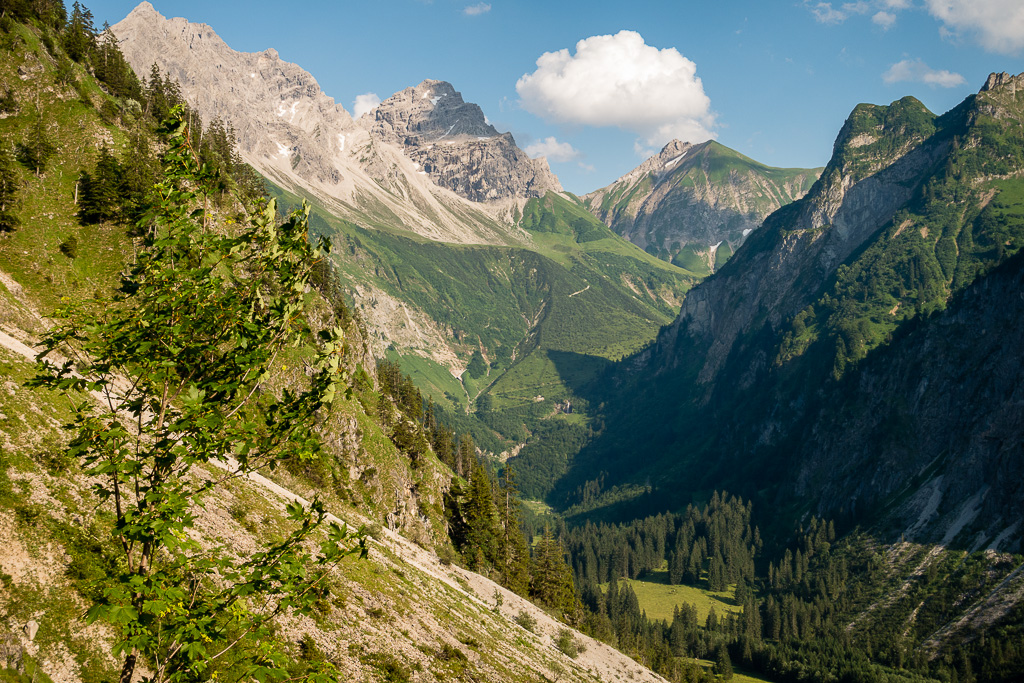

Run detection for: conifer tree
[[497, 465, 530, 594], [0, 142, 19, 232], [531, 525, 578, 621], [463, 456, 498, 571], [63, 0, 95, 62], [77, 145, 121, 224], [20, 107, 56, 176]]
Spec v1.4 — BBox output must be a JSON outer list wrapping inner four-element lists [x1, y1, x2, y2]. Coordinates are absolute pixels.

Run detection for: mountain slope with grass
[[107, 2, 702, 486], [0, 12, 670, 683], [560, 74, 1024, 553], [583, 139, 821, 273]]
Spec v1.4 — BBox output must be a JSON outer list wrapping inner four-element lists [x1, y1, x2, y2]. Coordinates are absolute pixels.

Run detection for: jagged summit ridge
[[368, 79, 499, 144], [365, 79, 562, 202], [111, 3, 551, 243]]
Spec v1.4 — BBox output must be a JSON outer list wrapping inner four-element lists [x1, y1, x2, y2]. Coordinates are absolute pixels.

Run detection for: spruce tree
[[20, 108, 56, 176], [0, 142, 20, 232], [497, 465, 530, 595], [463, 456, 498, 571], [77, 145, 121, 224]]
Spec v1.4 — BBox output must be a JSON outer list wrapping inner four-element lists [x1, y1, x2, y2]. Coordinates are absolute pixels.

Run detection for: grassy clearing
[[604, 569, 741, 624], [695, 659, 778, 683]]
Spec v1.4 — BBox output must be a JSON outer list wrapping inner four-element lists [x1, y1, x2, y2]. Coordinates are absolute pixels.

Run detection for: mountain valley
[[0, 2, 1023, 683]]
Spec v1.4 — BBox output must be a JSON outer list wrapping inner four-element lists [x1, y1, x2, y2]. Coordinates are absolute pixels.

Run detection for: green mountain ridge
[[558, 73, 1024, 550], [583, 139, 822, 273]]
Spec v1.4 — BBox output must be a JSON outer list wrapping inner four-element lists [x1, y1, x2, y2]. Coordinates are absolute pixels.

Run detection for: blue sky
[[89, 0, 1023, 194]]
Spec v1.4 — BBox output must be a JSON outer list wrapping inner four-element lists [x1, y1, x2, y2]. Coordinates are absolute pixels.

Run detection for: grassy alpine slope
[[268, 182, 699, 498], [0, 13, 669, 683]]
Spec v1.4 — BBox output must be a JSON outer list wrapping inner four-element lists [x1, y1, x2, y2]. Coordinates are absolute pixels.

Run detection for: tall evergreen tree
[[497, 465, 530, 595], [531, 525, 578, 621], [20, 108, 56, 176], [78, 145, 121, 224], [0, 142, 19, 232], [462, 456, 498, 571], [63, 0, 95, 62]]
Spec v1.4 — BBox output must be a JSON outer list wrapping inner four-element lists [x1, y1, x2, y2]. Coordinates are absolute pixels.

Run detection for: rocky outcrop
[[364, 80, 561, 202], [583, 140, 820, 257]]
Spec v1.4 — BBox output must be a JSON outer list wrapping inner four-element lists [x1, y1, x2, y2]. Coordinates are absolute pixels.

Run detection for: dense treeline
[[564, 492, 760, 590], [0, 0, 267, 232], [556, 495, 1024, 683], [75, 63, 265, 226], [376, 359, 580, 618]]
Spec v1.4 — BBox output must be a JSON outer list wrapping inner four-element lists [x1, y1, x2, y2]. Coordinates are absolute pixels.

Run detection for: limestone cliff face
[[583, 140, 820, 260], [110, 4, 543, 245], [364, 80, 561, 202]]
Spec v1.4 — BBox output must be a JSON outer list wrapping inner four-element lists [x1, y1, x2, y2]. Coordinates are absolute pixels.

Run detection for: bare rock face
[[365, 80, 561, 202], [110, 4, 549, 245], [112, 2, 352, 187], [584, 139, 820, 257]]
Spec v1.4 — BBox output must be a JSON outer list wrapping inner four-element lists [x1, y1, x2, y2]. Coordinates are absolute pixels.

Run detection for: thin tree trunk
[[118, 650, 137, 683]]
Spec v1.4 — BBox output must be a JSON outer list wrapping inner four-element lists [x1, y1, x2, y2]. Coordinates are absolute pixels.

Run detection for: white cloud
[[806, 0, 910, 25], [463, 2, 491, 15], [882, 59, 967, 87], [925, 0, 1024, 54], [516, 30, 716, 149], [352, 93, 381, 118], [808, 2, 849, 24], [524, 136, 580, 163], [872, 10, 897, 29]]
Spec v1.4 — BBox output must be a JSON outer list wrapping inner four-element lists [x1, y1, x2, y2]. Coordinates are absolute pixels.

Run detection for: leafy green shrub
[[514, 609, 536, 632], [554, 628, 584, 658]]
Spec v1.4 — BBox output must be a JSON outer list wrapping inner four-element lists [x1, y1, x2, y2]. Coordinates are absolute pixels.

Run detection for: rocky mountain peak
[[583, 139, 819, 259], [982, 71, 1024, 93], [369, 79, 499, 145], [364, 78, 561, 202], [110, 4, 556, 241]]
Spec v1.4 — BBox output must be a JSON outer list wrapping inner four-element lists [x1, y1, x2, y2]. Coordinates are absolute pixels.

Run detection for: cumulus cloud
[[516, 30, 715, 148], [463, 2, 491, 15], [872, 10, 897, 29], [352, 93, 381, 119], [925, 0, 1024, 54], [882, 59, 967, 87], [524, 136, 580, 163]]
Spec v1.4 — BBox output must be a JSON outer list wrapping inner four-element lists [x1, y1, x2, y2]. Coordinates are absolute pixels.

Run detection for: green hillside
[[267, 184, 698, 495]]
